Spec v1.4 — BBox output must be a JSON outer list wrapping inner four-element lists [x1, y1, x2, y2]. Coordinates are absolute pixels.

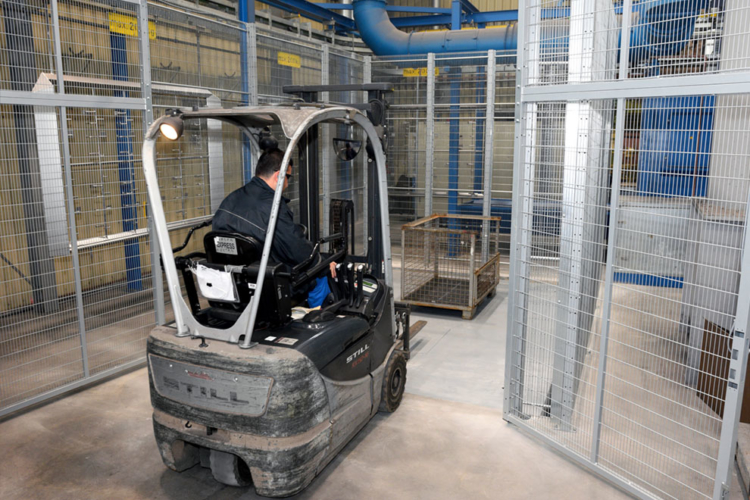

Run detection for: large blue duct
[[352, 0, 517, 56], [352, 0, 706, 62]]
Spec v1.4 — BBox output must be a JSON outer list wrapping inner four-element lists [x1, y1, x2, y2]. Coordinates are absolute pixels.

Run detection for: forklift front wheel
[[379, 350, 407, 413]]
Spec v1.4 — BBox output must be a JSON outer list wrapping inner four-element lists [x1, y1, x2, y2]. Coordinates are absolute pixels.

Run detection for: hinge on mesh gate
[[720, 482, 730, 499], [726, 330, 746, 390]]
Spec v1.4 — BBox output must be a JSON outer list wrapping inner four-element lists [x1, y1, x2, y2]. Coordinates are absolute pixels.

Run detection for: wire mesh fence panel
[[626, 0, 750, 79], [491, 59, 517, 276], [523, 0, 750, 84], [0, 0, 263, 415], [371, 54, 429, 253], [431, 53, 489, 221], [67, 107, 155, 376], [508, 0, 750, 496], [58, 0, 143, 97], [149, 5, 246, 104], [507, 98, 615, 456], [256, 29, 322, 104], [0, 0, 55, 92], [0, 104, 83, 408], [591, 94, 750, 500], [254, 29, 325, 221], [326, 52, 367, 254]]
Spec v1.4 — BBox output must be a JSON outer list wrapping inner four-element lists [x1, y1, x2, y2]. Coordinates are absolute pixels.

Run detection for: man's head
[[255, 148, 293, 191]]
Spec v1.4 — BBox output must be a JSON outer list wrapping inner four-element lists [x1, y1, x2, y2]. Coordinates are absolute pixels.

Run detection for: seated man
[[212, 148, 334, 308]]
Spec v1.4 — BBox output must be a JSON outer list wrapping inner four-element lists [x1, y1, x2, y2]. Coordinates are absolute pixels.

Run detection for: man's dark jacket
[[212, 176, 313, 266]]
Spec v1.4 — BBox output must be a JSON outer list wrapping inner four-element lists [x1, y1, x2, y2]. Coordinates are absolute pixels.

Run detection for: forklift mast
[[283, 83, 391, 279]]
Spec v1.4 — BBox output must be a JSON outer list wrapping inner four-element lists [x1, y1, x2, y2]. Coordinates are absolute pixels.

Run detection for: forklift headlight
[[160, 116, 184, 141]]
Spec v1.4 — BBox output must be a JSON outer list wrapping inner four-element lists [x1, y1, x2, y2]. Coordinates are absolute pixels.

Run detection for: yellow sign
[[108, 12, 156, 40], [402, 67, 439, 78], [278, 52, 301, 69]]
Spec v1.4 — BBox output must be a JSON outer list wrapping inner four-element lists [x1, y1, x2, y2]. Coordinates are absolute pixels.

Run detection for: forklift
[[141, 84, 411, 497]]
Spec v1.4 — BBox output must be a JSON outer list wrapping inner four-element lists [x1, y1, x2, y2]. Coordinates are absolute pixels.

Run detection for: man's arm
[[273, 206, 315, 266]]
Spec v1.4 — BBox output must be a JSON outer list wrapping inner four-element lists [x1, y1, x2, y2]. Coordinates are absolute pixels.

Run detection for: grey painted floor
[[0, 269, 717, 500]]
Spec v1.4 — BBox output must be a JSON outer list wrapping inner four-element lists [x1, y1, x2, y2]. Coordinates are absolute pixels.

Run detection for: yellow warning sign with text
[[278, 52, 301, 69], [402, 67, 439, 78], [108, 12, 156, 40]]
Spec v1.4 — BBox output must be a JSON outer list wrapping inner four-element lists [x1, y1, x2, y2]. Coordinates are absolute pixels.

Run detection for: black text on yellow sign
[[108, 12, 156, 40], [277, 52, 301, 69], [403, 67, 440, 78]]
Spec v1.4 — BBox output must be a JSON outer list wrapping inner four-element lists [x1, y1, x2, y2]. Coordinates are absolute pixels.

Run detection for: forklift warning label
[[276, 337, 299, 346], [214, 236, 238, 255], [278, 52, 301, 69]]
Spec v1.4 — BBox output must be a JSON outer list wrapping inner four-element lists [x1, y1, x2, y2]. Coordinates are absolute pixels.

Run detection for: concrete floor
[[0, 269, 717, 500]]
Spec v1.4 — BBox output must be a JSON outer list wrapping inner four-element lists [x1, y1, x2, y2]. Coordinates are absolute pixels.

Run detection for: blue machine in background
[[637, 96, 715, 197], [458, 198, 565, 238]]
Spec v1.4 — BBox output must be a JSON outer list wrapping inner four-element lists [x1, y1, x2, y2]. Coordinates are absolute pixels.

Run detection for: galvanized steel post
[[138, 0, 165, 325], [590, 0, 632, 463], [424, 53, 436, 217], [504, 1, 539, 418], [52, 0, 89, 377], [482, 49, 497, 263]]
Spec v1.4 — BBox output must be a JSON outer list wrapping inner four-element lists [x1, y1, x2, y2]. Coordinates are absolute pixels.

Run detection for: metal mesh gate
[[505, 1, 750, 499], [0, 0, 366, 417]]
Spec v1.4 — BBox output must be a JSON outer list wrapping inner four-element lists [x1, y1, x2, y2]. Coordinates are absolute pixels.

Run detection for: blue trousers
[[307, 276, 331, 308]]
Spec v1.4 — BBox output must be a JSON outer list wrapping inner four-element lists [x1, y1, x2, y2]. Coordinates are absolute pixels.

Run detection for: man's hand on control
[[330, 261, 337, 278]]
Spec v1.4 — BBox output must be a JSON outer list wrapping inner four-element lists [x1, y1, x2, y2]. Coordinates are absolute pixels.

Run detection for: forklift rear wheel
[[379, 350, 407, 413], [209, 449, 253, 487]]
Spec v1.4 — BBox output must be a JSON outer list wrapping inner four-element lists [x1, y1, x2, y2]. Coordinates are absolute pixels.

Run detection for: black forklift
[[141, 84, 411, 497]]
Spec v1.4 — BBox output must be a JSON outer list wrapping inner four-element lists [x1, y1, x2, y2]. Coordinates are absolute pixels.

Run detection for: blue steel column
[[110, 32, 142, 291], [451, 1, 461, 30], [239, 0, 255, 182]]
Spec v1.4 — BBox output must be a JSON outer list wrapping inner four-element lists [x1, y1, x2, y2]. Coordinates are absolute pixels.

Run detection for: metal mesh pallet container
[[401, 214, 502, 319]]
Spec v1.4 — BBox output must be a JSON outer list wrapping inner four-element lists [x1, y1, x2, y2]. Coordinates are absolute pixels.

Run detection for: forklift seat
[[187, 231, 292, 329]]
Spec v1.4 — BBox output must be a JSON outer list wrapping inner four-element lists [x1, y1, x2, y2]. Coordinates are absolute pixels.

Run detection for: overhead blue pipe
[[352, 0, 517, 56], [352, 0, 705, 63], [314, 4, 453, 14]]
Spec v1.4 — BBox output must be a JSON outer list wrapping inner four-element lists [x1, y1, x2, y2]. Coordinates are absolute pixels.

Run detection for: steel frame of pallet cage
[[401, 213, 502, 319]]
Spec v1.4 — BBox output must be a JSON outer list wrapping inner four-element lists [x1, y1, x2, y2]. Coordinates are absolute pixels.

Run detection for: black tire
[[209, 450, 253, 487], [378, 350, 407, 413]]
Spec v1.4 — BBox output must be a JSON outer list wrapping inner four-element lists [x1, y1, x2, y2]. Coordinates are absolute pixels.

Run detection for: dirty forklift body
[[141, 89, 409, 497]]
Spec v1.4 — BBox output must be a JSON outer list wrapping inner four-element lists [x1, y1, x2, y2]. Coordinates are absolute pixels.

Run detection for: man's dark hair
[[255, 148, 292, 179]]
